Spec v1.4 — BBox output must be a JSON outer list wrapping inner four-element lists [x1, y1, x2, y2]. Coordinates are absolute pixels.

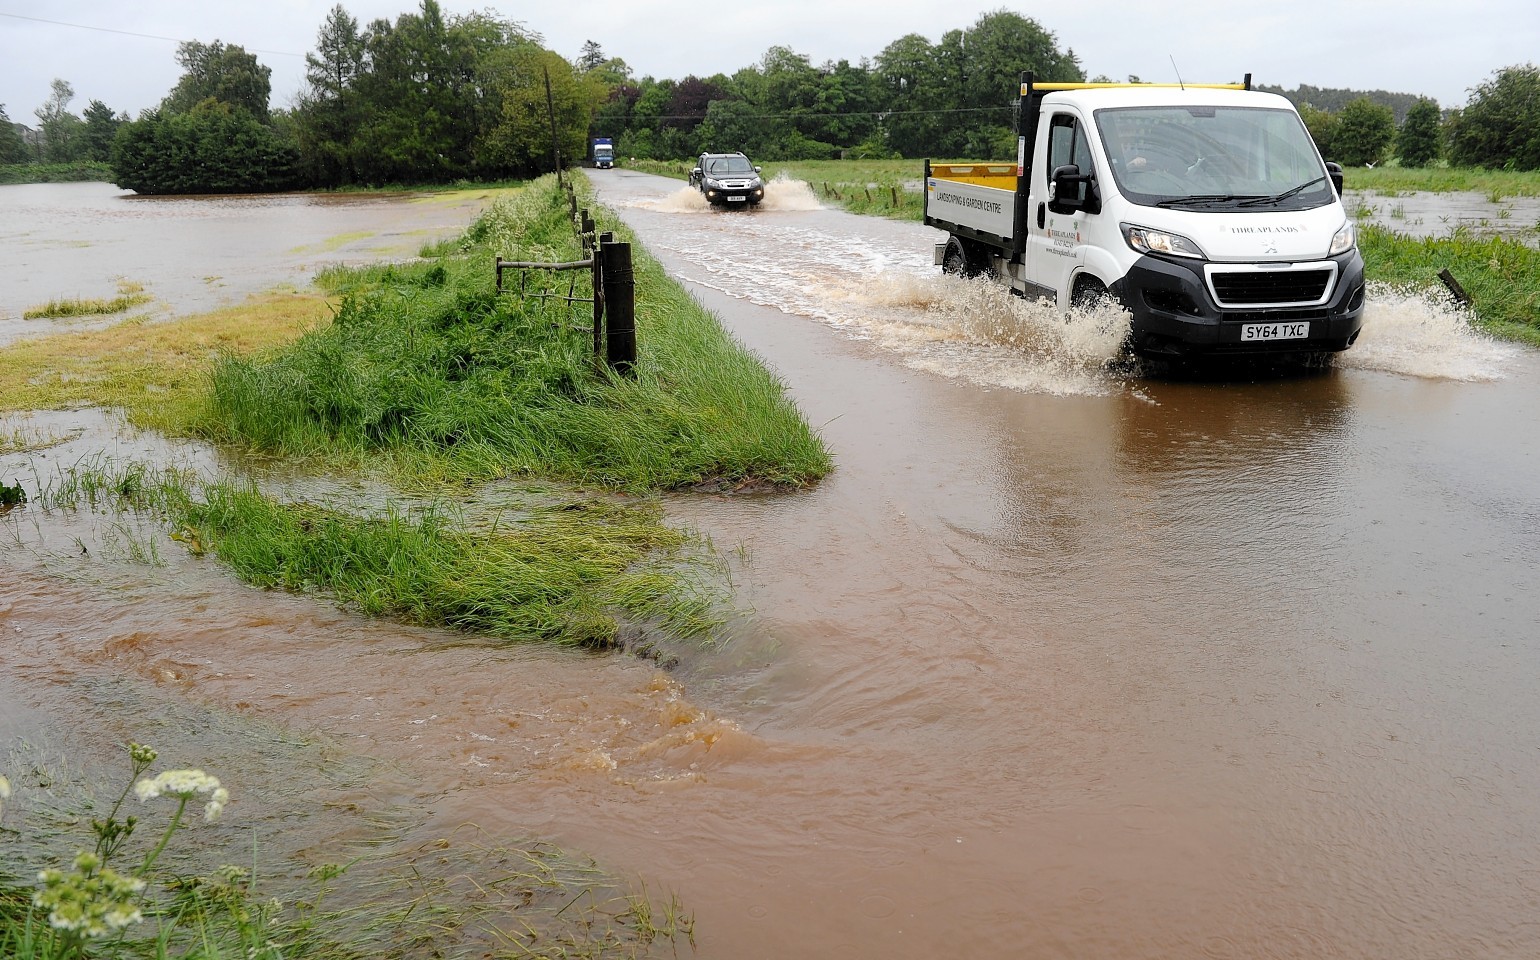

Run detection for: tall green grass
[[1359, 224, 1540, 345], [184, 482, 721, 646], [1345, 165, 1540, 199], [207, 174, 832, 492], [24, 456, 723, 647]]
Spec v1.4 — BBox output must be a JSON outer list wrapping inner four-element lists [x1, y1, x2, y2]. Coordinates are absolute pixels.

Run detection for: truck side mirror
[[754, 166, 762, 174], [1324, 161, 1344, 196], [692, 167, 703, 178], [1049, 164, 1088, 213]]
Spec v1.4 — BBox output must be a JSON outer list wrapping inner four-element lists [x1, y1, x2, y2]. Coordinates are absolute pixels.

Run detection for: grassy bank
[[23, 281, 152, 319], [1359, 224, 1540, 345], [209, 175, 831, 492], [1344, 165, 1540, 199]]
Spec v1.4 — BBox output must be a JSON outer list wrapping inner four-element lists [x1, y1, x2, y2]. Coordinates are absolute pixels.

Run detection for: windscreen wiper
[[1154, 194, 1263, 208], [1238, 176, 1328, 207]]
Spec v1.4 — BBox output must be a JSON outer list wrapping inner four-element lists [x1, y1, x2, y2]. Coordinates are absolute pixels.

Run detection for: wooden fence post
[[599, 238, 635, 374]]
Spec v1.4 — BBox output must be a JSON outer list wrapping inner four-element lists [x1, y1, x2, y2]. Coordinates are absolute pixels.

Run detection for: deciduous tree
[[1445, 63, 1540, 170], [34, 78, 83, 162], [1396, 97, 1442, 167], [163, 41, 273, 120], [473, 46, 589, 177], [1331, 97, 1396, 166], [0, 104, 31, 163]]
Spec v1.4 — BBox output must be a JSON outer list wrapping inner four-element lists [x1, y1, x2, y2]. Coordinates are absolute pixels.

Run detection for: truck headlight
[[1121, 223, 1206, 259], [1329, 220, 1356, 256]]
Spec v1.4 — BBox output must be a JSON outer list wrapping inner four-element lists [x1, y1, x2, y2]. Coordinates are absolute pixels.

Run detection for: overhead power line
[[622, 105, 1014, 123], [0, 12, 304, 58]]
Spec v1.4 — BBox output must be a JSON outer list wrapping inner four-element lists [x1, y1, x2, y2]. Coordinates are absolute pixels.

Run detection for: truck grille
[[1207, 264, 1336, 308]]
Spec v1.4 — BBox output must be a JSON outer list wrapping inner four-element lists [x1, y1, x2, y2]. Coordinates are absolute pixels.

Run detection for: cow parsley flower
[[204, 786, 230, 822], [32, 852, 146, 937], [134, 769, 222, 803]]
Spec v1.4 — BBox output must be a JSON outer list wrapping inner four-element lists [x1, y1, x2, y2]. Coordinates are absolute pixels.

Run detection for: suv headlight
[[705, 178, 723, 189], [1121, 223, 1206, 259], [1329, 220, 1356, 256]]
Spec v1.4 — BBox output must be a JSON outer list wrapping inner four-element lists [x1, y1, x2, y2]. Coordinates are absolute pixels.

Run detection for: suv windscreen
[[703, 156, 755, 176]]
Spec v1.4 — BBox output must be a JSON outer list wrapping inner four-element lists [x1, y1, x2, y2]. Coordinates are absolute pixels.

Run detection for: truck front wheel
[[1069, 277, 1112, 312]]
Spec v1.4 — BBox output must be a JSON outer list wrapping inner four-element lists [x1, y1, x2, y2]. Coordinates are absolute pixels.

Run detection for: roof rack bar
[[1021, 81, 1250, 95]]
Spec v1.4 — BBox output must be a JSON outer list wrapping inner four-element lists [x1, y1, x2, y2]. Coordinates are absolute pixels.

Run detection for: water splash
[[758, 175, 823, 212], [627, 174, 821, 215], [647, 187, 711, 214], [1341, 283, 1515, 381], [838, 273, 1131, 396]]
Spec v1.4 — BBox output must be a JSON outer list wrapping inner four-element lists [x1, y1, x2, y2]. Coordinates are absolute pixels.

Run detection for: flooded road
[[5, 175, 1540, 959]]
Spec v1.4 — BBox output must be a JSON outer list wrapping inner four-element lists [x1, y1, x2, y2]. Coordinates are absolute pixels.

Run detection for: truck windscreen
[[1095, 106, 1332, 211]]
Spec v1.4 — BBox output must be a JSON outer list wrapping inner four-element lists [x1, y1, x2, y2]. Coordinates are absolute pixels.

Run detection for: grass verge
[[208, 174, 832, 492], [1359, 224, 1540, 345]]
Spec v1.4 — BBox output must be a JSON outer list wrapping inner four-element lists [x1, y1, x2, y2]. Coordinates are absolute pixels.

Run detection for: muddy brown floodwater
[[5, 175, 1540, 959]]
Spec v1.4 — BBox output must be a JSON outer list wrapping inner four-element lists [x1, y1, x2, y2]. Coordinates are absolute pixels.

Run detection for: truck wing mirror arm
[[1324, 161, 1344, 196]]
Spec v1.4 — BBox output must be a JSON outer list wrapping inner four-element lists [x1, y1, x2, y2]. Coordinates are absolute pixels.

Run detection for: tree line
[[2, 1, 1538, 192]]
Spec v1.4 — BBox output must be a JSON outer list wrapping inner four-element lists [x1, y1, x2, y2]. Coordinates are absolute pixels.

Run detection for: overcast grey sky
[[2, 1, 1535, 122]]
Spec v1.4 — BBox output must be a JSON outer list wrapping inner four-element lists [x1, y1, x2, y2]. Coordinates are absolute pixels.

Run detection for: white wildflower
[[134, 768, 222, 802], [204, 786, 230, 822]]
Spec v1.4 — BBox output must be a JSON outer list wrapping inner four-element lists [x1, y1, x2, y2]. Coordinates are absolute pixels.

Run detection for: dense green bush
[[111, 102, 299, 195]]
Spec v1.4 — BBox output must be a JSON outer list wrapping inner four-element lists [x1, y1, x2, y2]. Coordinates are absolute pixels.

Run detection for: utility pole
[[543, 66, 562, 186]]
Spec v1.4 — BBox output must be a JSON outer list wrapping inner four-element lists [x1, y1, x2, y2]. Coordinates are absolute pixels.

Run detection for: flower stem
[[139, 795, 188, 877]]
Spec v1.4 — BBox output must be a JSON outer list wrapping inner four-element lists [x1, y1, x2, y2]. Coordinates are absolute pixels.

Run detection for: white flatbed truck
[[924, 73, 1366, 359]]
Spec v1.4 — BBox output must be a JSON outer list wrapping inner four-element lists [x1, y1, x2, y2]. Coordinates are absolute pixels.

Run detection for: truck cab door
[[1025, 112, 1098, 306]]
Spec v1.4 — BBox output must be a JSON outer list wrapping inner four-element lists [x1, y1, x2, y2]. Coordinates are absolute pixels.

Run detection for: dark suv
[[689, 153, 765, 207]]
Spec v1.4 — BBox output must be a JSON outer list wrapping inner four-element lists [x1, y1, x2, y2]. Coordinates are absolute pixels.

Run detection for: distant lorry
[[924, 73, 1365, 359], [591, 138, 614, 169]]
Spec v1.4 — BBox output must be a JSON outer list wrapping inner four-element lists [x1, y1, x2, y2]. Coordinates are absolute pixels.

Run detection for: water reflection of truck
[[924, 73, 1365, 360], [591, 137, 614, 169]]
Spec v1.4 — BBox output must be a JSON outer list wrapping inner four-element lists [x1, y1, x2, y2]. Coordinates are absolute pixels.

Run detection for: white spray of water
[[830, 272, 1132, 396], [626, 174, 821, 215], [646, 187, 711, 214], [1340, 283, 1515, 381], [757, 175, 823, 212]]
